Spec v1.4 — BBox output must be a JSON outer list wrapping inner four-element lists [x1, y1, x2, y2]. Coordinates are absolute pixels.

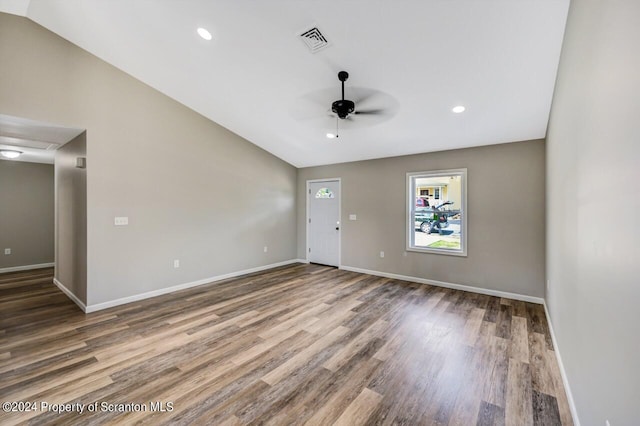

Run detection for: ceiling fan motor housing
[[332, 99, 355, 119]]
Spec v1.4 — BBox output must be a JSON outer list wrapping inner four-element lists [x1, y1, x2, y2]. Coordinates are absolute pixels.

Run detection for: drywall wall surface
[[298, 139, 546, 297], [54, 132, 87, 304], [0, 13, 297, 306], [0, 160, 54, 269], [546, 0, 640, 424]]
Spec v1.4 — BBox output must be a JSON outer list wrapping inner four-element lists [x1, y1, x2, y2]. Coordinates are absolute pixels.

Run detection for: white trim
[[53, 277, 87, 312], [84, 259, 302, 313], [543, 301, 581, 426], [339, 265, 544, 304], [295, 258, 310, 264], [0, 262, 55, 274], [306, 178, 341, 267]]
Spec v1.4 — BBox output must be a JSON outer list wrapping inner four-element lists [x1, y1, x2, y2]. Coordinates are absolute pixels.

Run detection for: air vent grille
[[299, 27, 330, 53]]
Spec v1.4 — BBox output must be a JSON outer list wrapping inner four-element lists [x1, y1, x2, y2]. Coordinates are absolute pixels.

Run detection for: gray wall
[[0, 13, 297, 306], [546, 0, 640, 424], [0, 160, 54, 269], [55, 133, 87, 304], [298, 140, 546, 298]]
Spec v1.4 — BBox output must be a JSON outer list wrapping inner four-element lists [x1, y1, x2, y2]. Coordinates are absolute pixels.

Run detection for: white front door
[[308, 180, 340, 266]]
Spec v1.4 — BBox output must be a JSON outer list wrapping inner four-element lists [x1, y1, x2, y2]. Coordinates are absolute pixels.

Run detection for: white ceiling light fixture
[[0, 149, 23, 159], [197, 27, 212, 41], [452, 105, 466, 113]]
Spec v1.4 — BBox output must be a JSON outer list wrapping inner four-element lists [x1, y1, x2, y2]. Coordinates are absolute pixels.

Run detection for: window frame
[[406, 168, 467, 257]]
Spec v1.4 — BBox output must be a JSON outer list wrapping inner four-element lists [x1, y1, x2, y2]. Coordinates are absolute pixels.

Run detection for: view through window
[[407, 169, 467, 255]]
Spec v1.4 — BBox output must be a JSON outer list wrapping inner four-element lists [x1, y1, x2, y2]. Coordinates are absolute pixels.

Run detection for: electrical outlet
[[114, 216, 129, 226], [349, 214, 357, 220], [4, 248, 11, 255], [380, 251, 385, 258], [263, 246, 268, 253], [173, 259, 180, 268], [403, 251, 408, 257]]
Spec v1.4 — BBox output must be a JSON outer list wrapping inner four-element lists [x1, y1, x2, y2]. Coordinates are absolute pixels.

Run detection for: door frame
[[306, 178, 341, 267]]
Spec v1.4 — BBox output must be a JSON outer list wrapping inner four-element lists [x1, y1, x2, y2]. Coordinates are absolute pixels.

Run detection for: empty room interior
[[0, 1, 638, 425]]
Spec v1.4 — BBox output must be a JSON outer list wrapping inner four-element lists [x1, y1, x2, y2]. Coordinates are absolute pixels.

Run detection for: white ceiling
[[0, 114, 84, 164], [1, 0, 569, 168]]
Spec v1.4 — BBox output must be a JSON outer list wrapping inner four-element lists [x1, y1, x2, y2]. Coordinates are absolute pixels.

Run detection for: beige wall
[[0, 13, 297, 306], [55, 133, 87, 303], [298, 139, 546, 297], [546, 0, 640, 424], [0, 160, 54, 269]]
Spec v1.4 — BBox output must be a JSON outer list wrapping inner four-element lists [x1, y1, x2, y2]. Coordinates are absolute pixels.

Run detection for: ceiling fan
[[331, 71, 386, 120], [289, 71, 397, 134]]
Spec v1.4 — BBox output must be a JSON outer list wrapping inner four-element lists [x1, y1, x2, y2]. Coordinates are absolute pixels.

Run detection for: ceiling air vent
[[299, 27, 330, 53]]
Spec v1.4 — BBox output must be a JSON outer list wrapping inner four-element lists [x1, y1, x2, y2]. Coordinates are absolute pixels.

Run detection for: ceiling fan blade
[[291, 86, 345, 121], [354, 109, 386, 115], [303, 89, 334, 106], [349, 87, 381, 106]]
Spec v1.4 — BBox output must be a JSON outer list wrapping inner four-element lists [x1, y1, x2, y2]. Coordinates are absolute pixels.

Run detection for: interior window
[[407, 169, 467, 256]]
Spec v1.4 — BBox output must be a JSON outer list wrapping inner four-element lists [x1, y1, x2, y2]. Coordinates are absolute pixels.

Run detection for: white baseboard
[[84, 259, 304, 313], [339, 265, 545, 304], [0, 262, 54, 274], [543, 301, 581, 426], [295, 258, 310, 264], [53, 277, 88, 312]]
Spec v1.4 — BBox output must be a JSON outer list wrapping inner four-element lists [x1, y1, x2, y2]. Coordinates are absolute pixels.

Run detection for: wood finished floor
[[0, 264, 572, 426]]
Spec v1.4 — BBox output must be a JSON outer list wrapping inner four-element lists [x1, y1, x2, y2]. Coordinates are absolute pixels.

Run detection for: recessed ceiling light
[[197, 27, 212, 41], [326, 133, 336, 139], [0, 149, 22, 159], [452, 105, 466, 113]]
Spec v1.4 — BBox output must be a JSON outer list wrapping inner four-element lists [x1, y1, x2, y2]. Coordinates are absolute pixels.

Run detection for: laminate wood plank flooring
[[0, 265, 572, 425]]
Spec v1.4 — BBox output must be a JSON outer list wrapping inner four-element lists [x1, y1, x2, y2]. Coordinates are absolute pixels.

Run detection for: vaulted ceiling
[[0, 0, 570, 167]]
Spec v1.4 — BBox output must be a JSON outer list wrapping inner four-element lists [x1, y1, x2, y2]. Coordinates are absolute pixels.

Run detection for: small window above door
[[315, 188, 335, 199]]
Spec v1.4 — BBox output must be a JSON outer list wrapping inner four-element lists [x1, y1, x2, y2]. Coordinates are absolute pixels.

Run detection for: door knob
[[336, 227, 340, 230]]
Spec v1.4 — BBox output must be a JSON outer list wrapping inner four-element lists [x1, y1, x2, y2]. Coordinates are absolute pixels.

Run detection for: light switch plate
[[114, 217, 129, 226]]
